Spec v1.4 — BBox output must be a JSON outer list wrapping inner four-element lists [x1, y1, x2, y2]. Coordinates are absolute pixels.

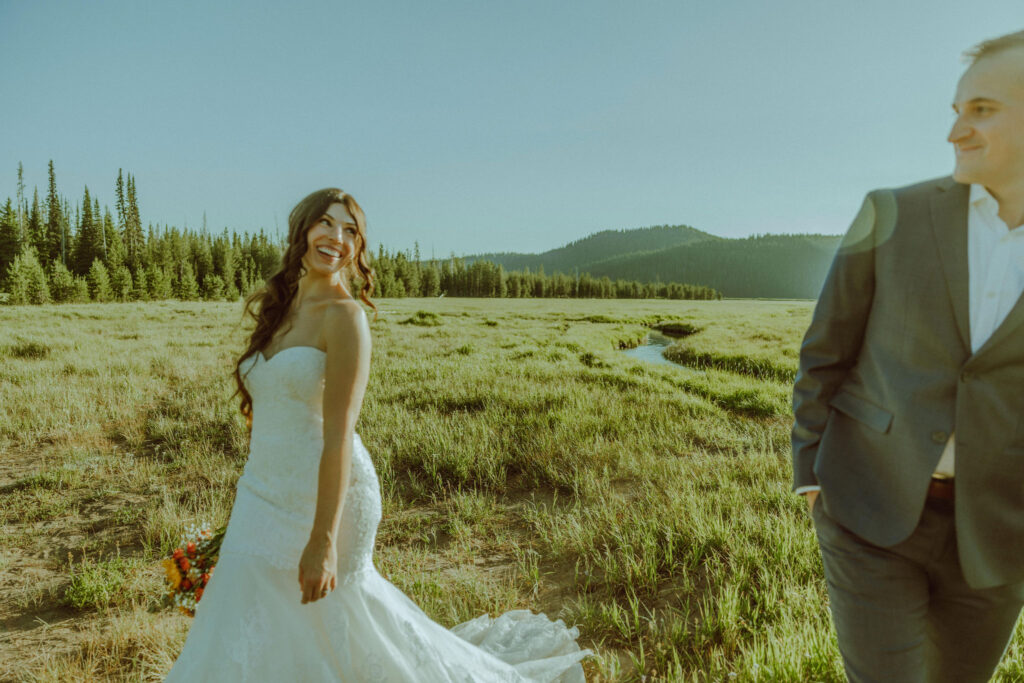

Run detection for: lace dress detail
[[165, 346, 589, 682]]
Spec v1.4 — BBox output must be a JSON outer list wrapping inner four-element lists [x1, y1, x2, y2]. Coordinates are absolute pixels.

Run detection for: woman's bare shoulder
[[321, 299, 369, 342]]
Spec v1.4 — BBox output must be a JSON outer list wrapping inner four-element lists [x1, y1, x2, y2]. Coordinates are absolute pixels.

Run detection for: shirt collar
[[970, 183, 998, 210], [970, 184, 1022, 237]]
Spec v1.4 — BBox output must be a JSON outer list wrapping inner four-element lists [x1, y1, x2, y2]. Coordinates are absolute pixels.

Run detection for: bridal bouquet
[[161, 522, 226, 616]]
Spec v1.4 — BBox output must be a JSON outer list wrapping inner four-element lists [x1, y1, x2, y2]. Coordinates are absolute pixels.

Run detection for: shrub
[[654, 321, 702, 337], [400, 310, 442, 326], [578, 351, 609, 368], [6, 340, 51, 359], [64, 553, 149, 611]]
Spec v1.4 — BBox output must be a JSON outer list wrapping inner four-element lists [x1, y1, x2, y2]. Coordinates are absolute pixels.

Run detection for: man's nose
[[947, 116, 969, 144]]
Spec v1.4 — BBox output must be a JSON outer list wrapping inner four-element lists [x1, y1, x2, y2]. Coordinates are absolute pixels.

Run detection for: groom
[[792, 30, 1024, 682]]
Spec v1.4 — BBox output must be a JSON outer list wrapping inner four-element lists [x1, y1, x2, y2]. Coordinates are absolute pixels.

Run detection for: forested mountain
[[585, 234, 840, 299], [470, 224, 715, 274], [469, 230, 841, 299]]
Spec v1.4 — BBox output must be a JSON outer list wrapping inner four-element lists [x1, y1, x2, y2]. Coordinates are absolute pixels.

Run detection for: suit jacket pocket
[[828, 389, 894, 434]]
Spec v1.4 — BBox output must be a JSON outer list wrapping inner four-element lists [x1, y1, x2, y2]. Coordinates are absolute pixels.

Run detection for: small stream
[[619, 329, 680, 367]]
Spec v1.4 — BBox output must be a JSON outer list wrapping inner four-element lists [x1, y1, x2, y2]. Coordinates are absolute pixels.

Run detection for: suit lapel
[[974, 282, 1024, 358], [929, 179, 971, 352]]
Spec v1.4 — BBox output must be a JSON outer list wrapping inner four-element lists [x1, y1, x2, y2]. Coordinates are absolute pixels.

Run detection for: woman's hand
[[297, 536, 338, 604]]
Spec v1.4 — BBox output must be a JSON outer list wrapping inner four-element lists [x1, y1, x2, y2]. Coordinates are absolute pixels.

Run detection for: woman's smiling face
[[302, 202, 358, 276]]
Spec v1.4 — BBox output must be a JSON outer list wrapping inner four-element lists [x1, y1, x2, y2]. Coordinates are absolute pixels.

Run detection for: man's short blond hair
[[964, 30, 1024, 64]]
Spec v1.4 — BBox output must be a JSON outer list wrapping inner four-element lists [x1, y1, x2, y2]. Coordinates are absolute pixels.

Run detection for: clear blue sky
[[1, 1, 1020, 256]]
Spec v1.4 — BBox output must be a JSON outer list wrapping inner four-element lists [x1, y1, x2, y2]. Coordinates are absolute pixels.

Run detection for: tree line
[[373, 245, 720, 300], [0, 162, 720, 304]]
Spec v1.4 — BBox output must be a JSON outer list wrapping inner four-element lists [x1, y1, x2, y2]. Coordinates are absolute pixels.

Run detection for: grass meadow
[[1, 298, 1023, 682]]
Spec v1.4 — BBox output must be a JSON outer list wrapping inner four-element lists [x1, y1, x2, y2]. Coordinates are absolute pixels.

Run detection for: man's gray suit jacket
[[792, 175, 1024, 590]]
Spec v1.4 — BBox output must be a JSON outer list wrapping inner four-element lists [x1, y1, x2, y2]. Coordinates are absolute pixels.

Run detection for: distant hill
[[469, 224, 716, 275], [464, 227, 841, 299], [584, 234, 841, 299]]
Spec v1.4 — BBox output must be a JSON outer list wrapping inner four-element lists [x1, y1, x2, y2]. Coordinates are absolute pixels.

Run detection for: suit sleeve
[[791, 191, 887, 490]]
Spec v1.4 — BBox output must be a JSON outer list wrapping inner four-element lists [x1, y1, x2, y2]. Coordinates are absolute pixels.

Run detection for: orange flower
[[179, 557, 191, 571], [172, 548, 184, 559], [195, 587, 204, 600], [186, 542, 196, 557], [181, 579, 193, 591], [161, 558, 182, 591], [201, 573, 210, 585]]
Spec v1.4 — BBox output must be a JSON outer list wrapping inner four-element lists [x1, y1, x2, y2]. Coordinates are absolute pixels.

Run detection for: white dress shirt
[[797, 184, 1024, 495]]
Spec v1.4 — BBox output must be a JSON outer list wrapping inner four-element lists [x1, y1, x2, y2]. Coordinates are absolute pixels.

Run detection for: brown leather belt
[[927, 477, 955, 502]]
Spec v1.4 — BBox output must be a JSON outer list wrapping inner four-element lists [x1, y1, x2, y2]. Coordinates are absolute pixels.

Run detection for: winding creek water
[[619, 329, 681, 367]]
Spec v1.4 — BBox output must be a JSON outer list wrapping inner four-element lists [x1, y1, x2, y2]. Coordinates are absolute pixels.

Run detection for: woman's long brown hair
[[232, 188, 376, 430]]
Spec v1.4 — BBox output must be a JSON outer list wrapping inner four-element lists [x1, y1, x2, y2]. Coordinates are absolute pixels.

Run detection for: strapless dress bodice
[[219, 346, 381, 581]]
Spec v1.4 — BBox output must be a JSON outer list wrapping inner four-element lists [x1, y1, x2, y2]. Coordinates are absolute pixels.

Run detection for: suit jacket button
[[932, 431, 948, 443]]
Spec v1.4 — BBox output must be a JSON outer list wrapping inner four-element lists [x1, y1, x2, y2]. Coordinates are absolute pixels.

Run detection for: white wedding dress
[[165, 346, 590, 682]]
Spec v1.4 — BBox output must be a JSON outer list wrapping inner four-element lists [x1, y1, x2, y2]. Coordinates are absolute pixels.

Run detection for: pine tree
[[117, 169, 144, 271], [87, 258, 113, 302], [2, 245, 51, 305], [212, 229, 236, 293], [16, 162, 26, 241], [104, 208, 126, 269], [45, 160, 62, 264], [146, 263, 172, 300], [0, 198, 21, 277], [94, 197, 105, 258], [71, 186, 104, 275], [115, 169, 126, 232], [28, 189, 42, 256], [124, 174, 143, 269], [110, 264, 133, 301], [175, 261, 199, 300], [131, 266, 149, 301], [48, 260, 79, 303], [192, 238, 213, 284], [421, 263, 440, 297], [201, 273, 225, 300], [60, 195, 73, 267], [72, 276, 90, 302]]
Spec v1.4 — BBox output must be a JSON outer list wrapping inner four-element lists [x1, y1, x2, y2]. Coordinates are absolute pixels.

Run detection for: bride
[[164, 188, 590, 682]]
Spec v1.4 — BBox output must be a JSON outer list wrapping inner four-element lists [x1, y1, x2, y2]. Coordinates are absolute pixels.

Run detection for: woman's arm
[[298, 300, 371, 604]]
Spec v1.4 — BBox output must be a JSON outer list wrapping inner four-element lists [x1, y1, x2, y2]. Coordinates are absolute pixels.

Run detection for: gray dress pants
[[812, 494, 1024, 683]]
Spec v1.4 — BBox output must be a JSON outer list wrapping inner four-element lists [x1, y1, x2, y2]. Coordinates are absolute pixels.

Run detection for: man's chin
[[951, 166, 977, 184]]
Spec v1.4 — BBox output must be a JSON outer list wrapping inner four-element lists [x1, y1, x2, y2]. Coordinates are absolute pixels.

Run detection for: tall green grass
[[1, 298, 1021, 681]]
